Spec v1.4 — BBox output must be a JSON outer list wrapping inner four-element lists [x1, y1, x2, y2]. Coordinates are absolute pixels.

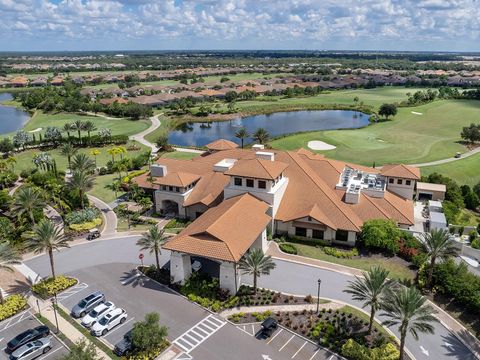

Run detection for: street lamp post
[[316, 279, 322, 313], [51, 293, 60, 334]]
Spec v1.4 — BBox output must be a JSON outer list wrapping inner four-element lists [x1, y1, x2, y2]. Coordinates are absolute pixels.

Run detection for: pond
[[168, 110, 370, 147], [0, 93, 30, 135]]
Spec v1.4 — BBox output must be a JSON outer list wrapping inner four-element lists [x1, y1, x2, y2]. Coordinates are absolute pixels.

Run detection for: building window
[[161, 185, 166, 191], [406, 180, 411, 186], [389, 178, 394, 184], [234, 177, 242, 186], [312, 229, 324, 239], [246, 179, 254, 188], [336, 230, 349, 242], [258, 180, 266, 189], [175, 187, 179, 192], [295, 227, 307, 237], [397, 179, 403, 185], [169, 186, 174, 191], [196, 212, 204, 218], [307, 216, 312, 222]]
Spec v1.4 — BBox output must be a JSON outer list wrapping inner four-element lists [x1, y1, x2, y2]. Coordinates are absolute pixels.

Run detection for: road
[[24, 236, 477, 360]]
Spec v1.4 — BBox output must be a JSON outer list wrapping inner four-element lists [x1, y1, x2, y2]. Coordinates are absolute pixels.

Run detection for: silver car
[[71, 291, 105, 318], [9, 337, 52, 360]]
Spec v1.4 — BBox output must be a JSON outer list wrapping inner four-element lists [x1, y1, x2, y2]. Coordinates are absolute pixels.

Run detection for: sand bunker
[[411, 111, 423, 115], [28, 128, 42, 133], [307, 140, 336, 151]]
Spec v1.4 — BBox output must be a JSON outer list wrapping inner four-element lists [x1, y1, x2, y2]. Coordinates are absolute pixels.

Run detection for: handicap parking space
[[236, 323, 343, 360], [0, 311, 68, 360]]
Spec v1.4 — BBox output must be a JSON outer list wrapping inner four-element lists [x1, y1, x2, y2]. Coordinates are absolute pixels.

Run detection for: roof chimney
[[256, 151, 275, 161], [151, 164, 167, 177], [252, 144, 265, 150], [213, 158, 237, 172]]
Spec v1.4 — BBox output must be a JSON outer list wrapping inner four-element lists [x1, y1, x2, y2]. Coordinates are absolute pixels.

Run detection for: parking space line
[[292, 341, 307, 358], [0, 310, 34, 333], [38, 346, 63, 360], [309, 349, 320, 360], [279, 334, 295, 352], [266, 328, 283, 344], [56, 283, 89, 302], [251, 324, 255, 335], [104, 317, 135, 337]]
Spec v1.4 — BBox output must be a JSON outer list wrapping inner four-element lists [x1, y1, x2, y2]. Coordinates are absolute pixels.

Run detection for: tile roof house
[[134, 144, 419, 293]]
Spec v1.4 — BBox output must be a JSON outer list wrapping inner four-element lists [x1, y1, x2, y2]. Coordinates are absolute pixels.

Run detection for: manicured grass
[[87, 173, 125, 204], [451, 208, 480, 227], [291, 243, 415, 281], [144, 115, 174, 143], [270, 100, 480, 166], [421, 152, 480, 186], [117, 218, 153, 232], [162, 151, 200, 160], [1, 110, 150, 139]]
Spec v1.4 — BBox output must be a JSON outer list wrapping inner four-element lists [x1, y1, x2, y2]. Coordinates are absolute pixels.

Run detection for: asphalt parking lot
[[0, 310, 68, 360], [236, 322, 344, 360]]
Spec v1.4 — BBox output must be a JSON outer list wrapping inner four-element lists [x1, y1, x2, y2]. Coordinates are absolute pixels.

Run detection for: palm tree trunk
[[155, 247, 160, 270], [49, 249, 56, 280], [253, 273, 257, 294], [399, 330, 406, 360], [80, 190, 85, 209], [0, 290, 4, 305], [427, 257, 436, 289], [30, 211, 36, 226], [368, 306, 375, 334], [241, 139, 244, 148]]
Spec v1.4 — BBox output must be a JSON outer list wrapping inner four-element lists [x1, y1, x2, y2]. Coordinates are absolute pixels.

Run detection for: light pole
[[316, 279, 322, 314], [51, 293, 59, 334]]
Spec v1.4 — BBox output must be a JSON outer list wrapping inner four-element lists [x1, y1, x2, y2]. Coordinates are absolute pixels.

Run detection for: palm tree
[[68, 171, 94, 209], [90, 149, 101, 167], [252, 128, 270, 145], [421, 229, 458, 289], [235, 128, 250, 148], [72, 119, 86, 143], [26, 219, 70, 279], [381, 286, 438, 360], [136, 226, 168, 270], [12, 187, 45, 226], [71, 153, 96, 173], [0, 243, 21, 304], [83, 121, 97, 144], [61, 142, 78, 170], [63, 123, 74, 139], [343, 266, 394, 334], [238, 248, 276, 294]]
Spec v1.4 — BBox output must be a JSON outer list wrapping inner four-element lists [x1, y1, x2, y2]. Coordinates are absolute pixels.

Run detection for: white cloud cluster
[[0, 0, 479, 51]]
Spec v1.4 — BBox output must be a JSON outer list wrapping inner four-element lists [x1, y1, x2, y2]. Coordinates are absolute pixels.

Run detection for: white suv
[[91, 308, 128, 336], [81, 301, 115, 328]]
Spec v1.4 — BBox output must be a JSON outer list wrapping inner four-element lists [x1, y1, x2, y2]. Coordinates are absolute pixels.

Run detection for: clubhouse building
[[134, 140, 420, 293]]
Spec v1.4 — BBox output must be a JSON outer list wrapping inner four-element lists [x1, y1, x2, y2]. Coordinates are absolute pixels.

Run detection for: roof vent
[[151, 164, 167, 177], [255, 151, 275, 161], [214, 158, 237, 172], [252, 144, 265, 150]]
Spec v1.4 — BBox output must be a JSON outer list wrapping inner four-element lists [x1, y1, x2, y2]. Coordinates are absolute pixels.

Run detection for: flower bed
[[126, 341, 169, 360], [322, 246, 359, 259], [69, 217, 102, 232], [65, 207, 103, 232], [32, 276, 78, 299], [229, 308, 398, 360], [0, 295, 28, 321]]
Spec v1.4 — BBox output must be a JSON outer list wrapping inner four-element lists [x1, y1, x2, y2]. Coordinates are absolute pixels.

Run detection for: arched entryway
[[162, 200, 179, 218]]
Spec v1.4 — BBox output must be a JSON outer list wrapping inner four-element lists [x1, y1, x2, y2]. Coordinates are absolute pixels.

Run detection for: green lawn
[[270, 100, 480, 166], [291, 243, 416, 281], [162, 151, 200, 160], [87, 173, 125, 203], [1, 110, 150, 139], [144, 115, 174, 143], [421, 152, 480, 186]]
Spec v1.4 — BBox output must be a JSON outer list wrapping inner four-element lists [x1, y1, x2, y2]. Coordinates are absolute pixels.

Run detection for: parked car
[[71, 291, 105, 318], [259, 318, 278, 338], [91, 308, 128, 336], [86, 228, 100, 240], [9, 337, 52, 360], [81, 301, 115, 328], [114, 330, 133, 356], [6, 326, 50, 353]]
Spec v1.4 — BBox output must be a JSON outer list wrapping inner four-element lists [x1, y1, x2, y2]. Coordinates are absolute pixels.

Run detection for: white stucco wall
[[219, 261, 240, 295], [251, 229, 267, 252], [170, 252, 192, 284], [386, 177, 415, 199]]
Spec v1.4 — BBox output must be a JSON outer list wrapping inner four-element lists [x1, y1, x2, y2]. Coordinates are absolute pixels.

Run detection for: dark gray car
[[71, 291, 105, 318], [114, 330, 133, 356]]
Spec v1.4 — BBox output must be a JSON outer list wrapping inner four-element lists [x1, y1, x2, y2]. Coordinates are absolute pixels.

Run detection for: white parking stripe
[[279, 335, 295, 352], [38, 346, 63, 360], [104, 317, 135, 337], [121, 273, 141, 285], [309, 349, 320, 360], [56, 283, 89, 301], [292, 341, 307, 358], [266, 328, 283, 344]]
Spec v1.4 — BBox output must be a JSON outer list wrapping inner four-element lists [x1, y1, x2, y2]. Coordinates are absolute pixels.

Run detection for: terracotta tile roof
[[155, 172, 201, 187], [225, 158, 288, 180], [99, 97, 129, 105], [380, 164, 420, 180], [205, 139, 239, 151], [163, 194, 271, 262], [183, 172, 230, 207], [282, 204, 338, 230]]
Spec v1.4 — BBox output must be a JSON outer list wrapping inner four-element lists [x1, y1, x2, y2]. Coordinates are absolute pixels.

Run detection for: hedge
[[323, 246, 359, 259], [69, 217, 102, 231], [32, 276, 78, 299], [0, 295, 28, 321], [341, 339, 399, 360], [279, 243, 298, 255]]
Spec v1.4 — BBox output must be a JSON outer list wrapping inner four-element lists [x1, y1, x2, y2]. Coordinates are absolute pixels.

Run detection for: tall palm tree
[[63, 123, 74, 139], [0, 243, 21, 304], [12, 187, 45, 226], [83, 121, 97, 144], [238, 248, 276, 294], [61, 142, 78, 170], [381, 286, 438, 360], [421, 229, 458, 289], [26, 219, 70, 279], [136, 226, 168, 270], [252, 128, 270, 145], [343, 266, 394, 334], [235, 127, 250, 148], [72, 119, 86, 143], [68, 171, 94, 209], [71, 153, 96, 173]]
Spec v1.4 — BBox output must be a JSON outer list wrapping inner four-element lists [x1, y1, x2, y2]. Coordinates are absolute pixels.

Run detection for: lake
[[0, 93, 30, 135], [168, 110, 370, 147]]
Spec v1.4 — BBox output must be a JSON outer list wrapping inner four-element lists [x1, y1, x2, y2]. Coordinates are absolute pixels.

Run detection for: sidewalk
[[30, 296, 110, 359], [220, 302, 342, 318], [268, 242, 480, 359], [88, 194, 118, 235]]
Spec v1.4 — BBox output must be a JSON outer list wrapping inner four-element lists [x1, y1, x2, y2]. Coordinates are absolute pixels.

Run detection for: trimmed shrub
[[65, 207, 101, 225], [323, 246, 359, 259], [32, 276, 78, 299], [69, 217, 102, 231], [279, 243, 298, 254], [0, 295, 28, 321]]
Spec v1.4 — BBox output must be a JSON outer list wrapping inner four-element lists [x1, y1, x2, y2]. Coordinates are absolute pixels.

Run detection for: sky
[[0, 0, 479, 52]]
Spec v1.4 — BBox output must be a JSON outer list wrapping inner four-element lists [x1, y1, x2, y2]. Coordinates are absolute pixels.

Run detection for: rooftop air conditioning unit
[[151, 164, 167, 177]]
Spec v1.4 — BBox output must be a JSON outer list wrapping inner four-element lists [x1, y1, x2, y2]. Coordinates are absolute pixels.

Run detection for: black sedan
[[6, 325, 50, 353]]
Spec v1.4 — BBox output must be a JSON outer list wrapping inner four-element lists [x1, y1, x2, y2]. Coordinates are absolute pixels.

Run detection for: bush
[[141, 266, 171, 285], [69, 218, 102, 231], [32, 276, 78, 299], [323, 246, 359, 259], [0, 295, 28, 321], [228, 312, 245, 323], [164, 218, 191, 229], [341, 339, 399, 360], [361, 219, 401, 255], [65, 207, 101, 225], [471, 238, 480, 249], [279, 243, 297, 254]]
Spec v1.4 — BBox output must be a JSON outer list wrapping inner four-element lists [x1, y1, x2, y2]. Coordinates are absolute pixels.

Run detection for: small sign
[[139, 253, 144, 260]]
